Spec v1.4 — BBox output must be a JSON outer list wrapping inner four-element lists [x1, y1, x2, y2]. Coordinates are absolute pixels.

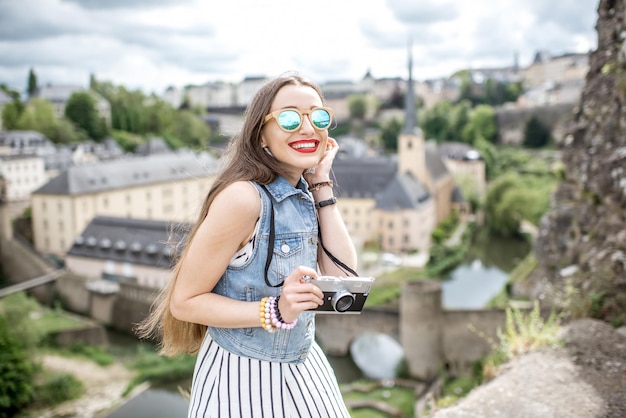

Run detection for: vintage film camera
[[303, 275, 375, 313]]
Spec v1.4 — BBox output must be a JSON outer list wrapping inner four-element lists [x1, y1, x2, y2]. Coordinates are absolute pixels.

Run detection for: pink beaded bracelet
[[259, 297, 276, 333], [269, 296, 298, 330]]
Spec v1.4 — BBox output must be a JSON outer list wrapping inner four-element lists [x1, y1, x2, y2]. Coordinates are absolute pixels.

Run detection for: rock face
[[429, 319, 626, 418], [520, 0, 626, 326]]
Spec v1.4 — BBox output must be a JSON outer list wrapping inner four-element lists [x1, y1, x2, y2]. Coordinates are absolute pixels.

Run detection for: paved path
[[0, 269, 64, 297]]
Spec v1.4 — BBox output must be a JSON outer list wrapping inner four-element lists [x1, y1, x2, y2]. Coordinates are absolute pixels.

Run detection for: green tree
[[384, 84, 404, 109], [27, 68, 38, 98], [483, 78, 513, 106], [167, 110, 210, 149], [462, 104, 497, 144], [484, 174, 523, 236], [65, 92, 108, 140], [0, 293, 48, 416], [523, 115, 551, 148], [453, 70, 478, 105], [380, 117, 403, 152], [449, 100, 471, 140], [49, 118, 86, 144], [505, 81, 524, 103], [1, 85, 24, 129], [420, 101, 453, 142], [0, 316, 36, 417], [110, 130, 143, 152], [143, 98, 175, 134], [1, 101, 21, 130], [0, 292, 45, 351], [103, 86, 147, 134], [348, 94, 367, 120], [484, 172, 551, 237], [14, 98, 84, 143], [473, 136, 498, 180], [17, 98, 57, 137]]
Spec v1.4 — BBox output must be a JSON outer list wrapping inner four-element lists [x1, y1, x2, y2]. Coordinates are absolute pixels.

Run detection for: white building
[[0, 153, 47, 202], [31, 151, 218, 257], [65, 216, 187, 290]]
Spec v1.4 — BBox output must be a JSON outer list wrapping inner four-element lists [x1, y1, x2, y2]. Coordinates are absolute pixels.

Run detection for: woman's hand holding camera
[[278, 266, 324, 323]]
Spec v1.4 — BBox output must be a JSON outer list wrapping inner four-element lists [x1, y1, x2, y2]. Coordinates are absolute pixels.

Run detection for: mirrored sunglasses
[[263, 107, 333, 132]]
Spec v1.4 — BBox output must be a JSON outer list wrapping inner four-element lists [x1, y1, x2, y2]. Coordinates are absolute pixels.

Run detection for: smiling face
[[261, 84, 329, 184]]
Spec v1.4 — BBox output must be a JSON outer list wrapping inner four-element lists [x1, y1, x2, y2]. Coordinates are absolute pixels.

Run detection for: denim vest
[[207, 176, 318, 363]]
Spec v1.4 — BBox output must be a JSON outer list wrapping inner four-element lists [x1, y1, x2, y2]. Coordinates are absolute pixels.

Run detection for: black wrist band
[[315, 197, 337, 209]]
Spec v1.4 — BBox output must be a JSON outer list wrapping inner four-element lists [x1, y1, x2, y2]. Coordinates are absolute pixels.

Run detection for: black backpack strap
[[259, 185, 282, 287]]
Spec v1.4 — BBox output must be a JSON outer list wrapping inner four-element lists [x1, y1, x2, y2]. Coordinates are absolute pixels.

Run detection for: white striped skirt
[[187, 337, 351, 418]]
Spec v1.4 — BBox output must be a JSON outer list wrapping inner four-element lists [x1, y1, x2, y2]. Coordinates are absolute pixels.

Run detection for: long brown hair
[[135, 73, 326, 356]]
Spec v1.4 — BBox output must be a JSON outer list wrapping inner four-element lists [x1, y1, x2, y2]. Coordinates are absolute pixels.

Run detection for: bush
[[523, 116, 552, 148], [34, 371, 84, 406], [0, 316, 36, 417], [482, 301, 561, 380], [0, 292, 45, 352]]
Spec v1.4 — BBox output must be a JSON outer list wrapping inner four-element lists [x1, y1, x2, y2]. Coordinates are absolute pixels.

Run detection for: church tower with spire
[[397, 40, 428, 187], [396, 39, 457, 224]]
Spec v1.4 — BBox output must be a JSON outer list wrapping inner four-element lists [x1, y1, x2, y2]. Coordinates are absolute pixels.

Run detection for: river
[[105, 231, 531, 417], [443, 229, 531, 309]]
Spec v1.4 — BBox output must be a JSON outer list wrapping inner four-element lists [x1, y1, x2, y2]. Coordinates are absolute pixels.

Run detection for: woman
[[138, 73, 357, 417]]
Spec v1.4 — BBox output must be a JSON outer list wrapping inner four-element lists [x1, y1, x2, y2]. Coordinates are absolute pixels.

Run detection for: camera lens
[[331, 290, 355, 312]]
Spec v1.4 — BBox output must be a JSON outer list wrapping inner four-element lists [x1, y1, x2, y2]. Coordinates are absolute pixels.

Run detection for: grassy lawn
[[343, 380, 416, 417], [365, 267, 426, 307], [31, 308, 88, 334]]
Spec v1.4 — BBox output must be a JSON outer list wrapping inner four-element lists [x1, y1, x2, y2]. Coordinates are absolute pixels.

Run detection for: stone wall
[[316, 280, 510, 380], [523, 0, 626, 325], [315, 307, 400, 356], [0, 236, 59, 304], [495, 103, 577, 145], [0, 232, 514, 380], [111, 281, 155, 334], [56, 272, 93, 314]]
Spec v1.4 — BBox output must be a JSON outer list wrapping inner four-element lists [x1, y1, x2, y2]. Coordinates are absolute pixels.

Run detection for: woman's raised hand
[[304, 137, 339, 184]]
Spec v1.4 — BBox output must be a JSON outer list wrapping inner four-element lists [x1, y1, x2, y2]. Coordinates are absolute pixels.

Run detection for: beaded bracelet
[[259, 297, 276, 333], [269, 296, 298, 330], [309, 180, 333, 192]]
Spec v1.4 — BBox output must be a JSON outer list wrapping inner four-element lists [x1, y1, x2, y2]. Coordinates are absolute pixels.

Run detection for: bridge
[[0, 269, 65, 298]]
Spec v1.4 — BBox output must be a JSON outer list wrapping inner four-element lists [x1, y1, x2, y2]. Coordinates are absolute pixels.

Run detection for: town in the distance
[[0, 48, 586, 294]]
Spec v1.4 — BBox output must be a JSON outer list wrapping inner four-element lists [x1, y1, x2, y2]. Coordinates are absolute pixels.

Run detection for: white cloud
[[0, 0, 599, 95]]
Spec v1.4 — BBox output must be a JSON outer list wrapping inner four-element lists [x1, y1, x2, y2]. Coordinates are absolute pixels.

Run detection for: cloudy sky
[[0, 0, 599, 96]]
